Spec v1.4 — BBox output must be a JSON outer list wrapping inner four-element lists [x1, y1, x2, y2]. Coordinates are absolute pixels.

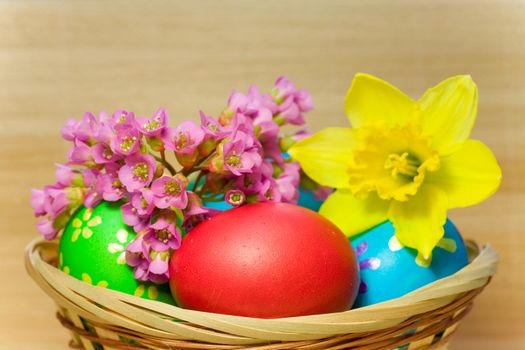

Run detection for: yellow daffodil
[[289, 73, 502, 259]]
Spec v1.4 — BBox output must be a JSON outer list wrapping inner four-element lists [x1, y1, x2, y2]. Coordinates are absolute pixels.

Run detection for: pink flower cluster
[[31, 76, 329, 284]]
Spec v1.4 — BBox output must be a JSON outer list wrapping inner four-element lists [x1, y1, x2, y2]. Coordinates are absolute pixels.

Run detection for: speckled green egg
[[58, 201, 175, 305]]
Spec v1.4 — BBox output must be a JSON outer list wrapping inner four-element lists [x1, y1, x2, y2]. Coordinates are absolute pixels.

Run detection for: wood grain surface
[[0, 1, 523, 349]]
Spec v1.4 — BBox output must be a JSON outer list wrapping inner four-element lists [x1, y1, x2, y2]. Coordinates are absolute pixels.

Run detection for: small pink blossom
[[200, 111, 227, 139], [259, 178, 282, 202], [74, 112, 98, 142], [61, 118, 78, 141], [92, 143, 121, 164], [111, 109, 135, 127], [68, 140, 92, 165], [164, 120, 205, 155], [43, 185, 70, 217], [130, 189, 156, 216], [99, 172, 126, 202], [135, 108, 168, 137], [225, 190, 245, 206], [223, 131, 262, 176], [278, 96, 304, 125], [121, 203, 150, 232], [30, 189, 46, 217], [111, 124, 141, 156], [118, 154, 156, 192], [146, 213, 182, 251], [275, 162, 301, 203], [36, 218, 58, 240], [93, 121, 114, 144], [151, 176, 188, 209], [55, 164, 75, 187]]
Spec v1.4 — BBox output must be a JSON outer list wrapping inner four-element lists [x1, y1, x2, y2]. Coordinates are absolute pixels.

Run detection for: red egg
[[169, 202, 359, 318]]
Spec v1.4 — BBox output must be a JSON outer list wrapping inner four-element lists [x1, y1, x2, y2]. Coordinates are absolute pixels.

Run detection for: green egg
[[58, 201, 176, 305]]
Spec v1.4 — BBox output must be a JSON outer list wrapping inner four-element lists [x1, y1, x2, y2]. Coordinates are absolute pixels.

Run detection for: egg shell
[[351, 219, 468, 307], [169, 202, 360, 318], [59, 201, 175, 305]]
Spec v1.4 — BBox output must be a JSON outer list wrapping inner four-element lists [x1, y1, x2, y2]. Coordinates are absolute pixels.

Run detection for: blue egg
[[296, 188, 325, 211], [350, 219, 468, 308]]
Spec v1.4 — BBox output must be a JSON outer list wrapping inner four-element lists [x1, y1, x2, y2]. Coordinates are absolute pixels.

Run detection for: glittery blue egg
[[350, 219, 468, 308]]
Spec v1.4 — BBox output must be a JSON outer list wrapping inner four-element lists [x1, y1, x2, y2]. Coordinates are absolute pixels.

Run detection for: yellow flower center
[[120, 136, 137, 152], [164, 180, 181, 196], [226, 154, 241, 168], [347, 123, 440, 201], [384, 152, 420, 179], [132, 163, 149, 181]]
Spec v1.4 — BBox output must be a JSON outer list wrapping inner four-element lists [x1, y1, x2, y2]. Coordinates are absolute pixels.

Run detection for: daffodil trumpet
[[289, 73, 502, 261]]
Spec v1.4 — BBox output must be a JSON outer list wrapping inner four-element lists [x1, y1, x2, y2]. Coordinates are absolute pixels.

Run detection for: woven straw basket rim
[[25, 237, 498, 349]]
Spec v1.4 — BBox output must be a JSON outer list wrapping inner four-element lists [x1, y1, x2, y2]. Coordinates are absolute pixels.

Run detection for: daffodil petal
[[426, 140, 502, 208], [320, 190, 389, 236], [345, 73, 415, 128], [387, 185, 448, 259], [288, 128, 355, 188], [418, 75, 478, 154]]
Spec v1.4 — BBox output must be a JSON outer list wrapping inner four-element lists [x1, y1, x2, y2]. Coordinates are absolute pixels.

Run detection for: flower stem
[[192, 170, 206, 192], [151, 152, 176, 176]]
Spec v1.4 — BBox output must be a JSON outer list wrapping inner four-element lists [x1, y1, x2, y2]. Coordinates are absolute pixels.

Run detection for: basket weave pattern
[[25, 238, 498, 350]]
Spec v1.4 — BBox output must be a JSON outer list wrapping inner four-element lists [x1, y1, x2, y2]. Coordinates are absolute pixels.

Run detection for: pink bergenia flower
[[93, 120, 114, 144], [36, 218, 58, 240], [121, 189, 156, 232], [61, 118, 79, 141], [151, 176, 188, 209], [246, 85, 278, 115], [224, 86, 277, 123], [92, 143, 121, 164], [126, 234, 170, 283], [55, 164, 76, 186], [200, 111, 228, 139], [111, 123, 141, 156], [278, 97, 304, 125], [273, 76, 298, 102], [275, 162, 301, 203], [118, 153, 156, 192], [82, 169, 103, 208], [273, 76, 313, 125], [225, 189, 245, 206], [164, 120, 205, 155], [295, 89, 314, 112], [146, 211, 182, 251], [253, 109, 279, 142], [235, 170, 263, 194], [130, 189, 156, 216], [74, 112, 99, 142], [30, 189, 46, 217], [223, 131, 262, 176], [43, 185, 70, 217], [135, 108, 168, 137], [148, 252, 170, 279], [68, 140, 93, 165], [121, 203, 150, 232], [258, 178, 282, 202], [110, 109, 135, 127], [125, 235, 150, 281], [99, 170, 126, 202], [227, 91, 249, 113]]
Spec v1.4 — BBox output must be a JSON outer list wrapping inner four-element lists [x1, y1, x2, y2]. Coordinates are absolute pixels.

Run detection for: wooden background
[[0, 1, 523, 349]]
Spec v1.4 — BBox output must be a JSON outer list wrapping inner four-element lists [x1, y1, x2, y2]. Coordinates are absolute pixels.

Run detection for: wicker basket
[[25, 237, 498, 350]]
